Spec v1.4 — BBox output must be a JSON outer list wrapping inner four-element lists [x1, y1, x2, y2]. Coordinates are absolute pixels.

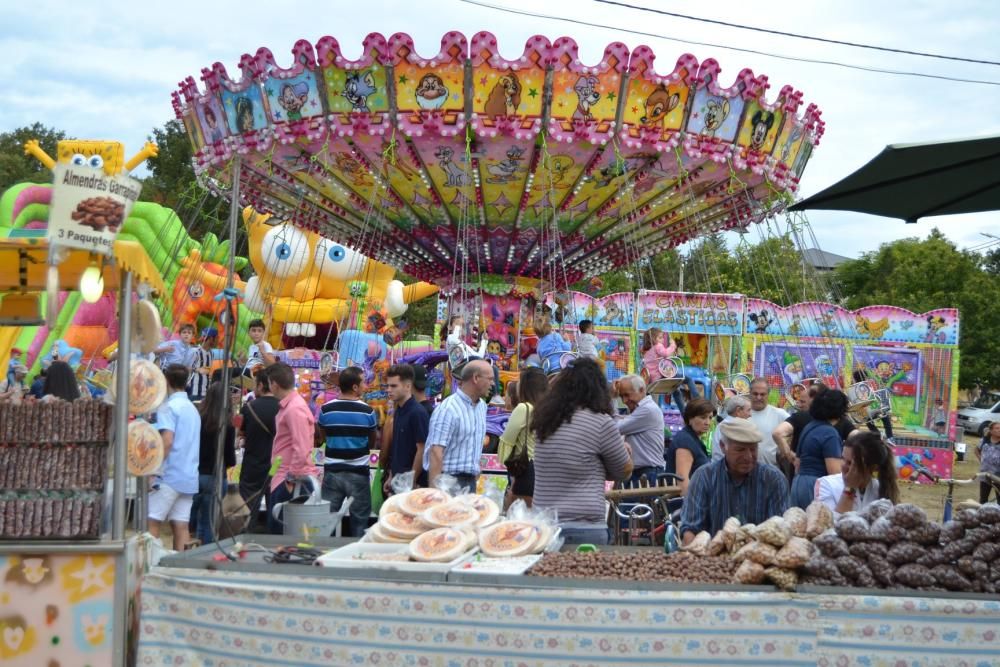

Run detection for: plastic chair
[[542, 350, 577, 376]]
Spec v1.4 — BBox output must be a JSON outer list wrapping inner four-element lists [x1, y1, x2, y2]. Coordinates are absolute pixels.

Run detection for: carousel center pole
[[212, 157, 241, 539]]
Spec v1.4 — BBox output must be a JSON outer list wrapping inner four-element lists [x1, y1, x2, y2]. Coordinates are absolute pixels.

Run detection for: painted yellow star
[[61, 556, 114, 603]]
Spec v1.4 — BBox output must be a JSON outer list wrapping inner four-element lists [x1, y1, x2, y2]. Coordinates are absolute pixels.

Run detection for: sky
[[3, 0, 998, 260]]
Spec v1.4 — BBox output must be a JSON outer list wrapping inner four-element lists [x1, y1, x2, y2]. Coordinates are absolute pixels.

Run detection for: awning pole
[[112, 269, 133, 540]]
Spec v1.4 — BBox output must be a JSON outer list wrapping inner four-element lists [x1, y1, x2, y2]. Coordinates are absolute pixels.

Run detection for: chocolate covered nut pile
[[527, 551, 737, 584]]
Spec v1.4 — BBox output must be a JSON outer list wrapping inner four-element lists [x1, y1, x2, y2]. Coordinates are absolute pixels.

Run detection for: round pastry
[[398, 488, 450, 516], [378, 493, 404, 518], [409, 527, 468, 563], [126, 359, 167, 415], [479, 521, 542, 558], [126, 419, 163, 476], [531, 522, 555, 554], [379, 511, 431, 539], [455, 494, 501, 527], [422, 500, 480, 528], [367, 523, 410, 544]]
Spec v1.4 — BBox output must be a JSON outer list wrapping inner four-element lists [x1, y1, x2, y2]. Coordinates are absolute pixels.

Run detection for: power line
[[455, 0, 1000, 87], [592, 0, 1000, 67]]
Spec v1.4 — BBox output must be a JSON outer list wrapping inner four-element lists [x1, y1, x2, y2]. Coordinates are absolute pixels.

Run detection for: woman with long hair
[[790, 389, 849, 509], [498, 368, 548, 508], [815, 430, 899, 515], [531, 358, 632, 545], [190, 382, 237, 544], [41, 361, 81, 402]]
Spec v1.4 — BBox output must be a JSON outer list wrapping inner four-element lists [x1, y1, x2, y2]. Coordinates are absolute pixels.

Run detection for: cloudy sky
[[3, 0, 998, 259]]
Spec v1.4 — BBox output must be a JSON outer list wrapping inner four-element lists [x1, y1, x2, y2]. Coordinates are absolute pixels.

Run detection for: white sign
[[47, 163, 141, 255]]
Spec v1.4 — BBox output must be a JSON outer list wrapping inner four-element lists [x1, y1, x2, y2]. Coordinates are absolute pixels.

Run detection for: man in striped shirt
[[424, 360, 491, 491], [319, 367, 377, 537], [680, 417, 789, 543]]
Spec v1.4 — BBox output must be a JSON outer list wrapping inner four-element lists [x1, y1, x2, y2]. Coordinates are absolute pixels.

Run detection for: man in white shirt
[[748, 378, 789, 467]]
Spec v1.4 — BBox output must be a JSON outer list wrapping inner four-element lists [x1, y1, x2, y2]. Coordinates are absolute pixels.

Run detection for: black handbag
[[503, 405, 532, 477]]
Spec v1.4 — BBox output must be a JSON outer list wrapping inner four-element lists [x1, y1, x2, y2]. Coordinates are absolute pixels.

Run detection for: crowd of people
[[6, 317, 996, 552]]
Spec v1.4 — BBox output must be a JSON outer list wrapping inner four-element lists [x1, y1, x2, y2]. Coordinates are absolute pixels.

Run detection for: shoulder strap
[[245, 400, 272, 436]]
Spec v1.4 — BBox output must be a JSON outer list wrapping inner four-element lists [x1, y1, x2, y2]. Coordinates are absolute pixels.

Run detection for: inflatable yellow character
[[242, 208, 438, 346], [24, 139, 158, 175]]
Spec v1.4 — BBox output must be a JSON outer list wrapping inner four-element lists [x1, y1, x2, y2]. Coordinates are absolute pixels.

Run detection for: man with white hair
[[711, 395, 752, 461], [680, 417, 789, 543], [615, 374, 667, 484]]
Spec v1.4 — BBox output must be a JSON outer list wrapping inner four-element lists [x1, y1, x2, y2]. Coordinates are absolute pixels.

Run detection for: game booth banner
[[742, 299, 962, 481]]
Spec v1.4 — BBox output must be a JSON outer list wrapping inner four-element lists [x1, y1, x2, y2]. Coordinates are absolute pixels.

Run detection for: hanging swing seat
[[646, 377, 683, 396], [541, 350, 577, 376]]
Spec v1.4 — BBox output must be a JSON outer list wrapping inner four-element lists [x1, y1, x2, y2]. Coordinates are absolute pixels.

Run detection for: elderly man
[[680, 418, 789, 543], [711, 395, 752, 462], [748, 378, 789, 467], [616, 374, 667, 484], [424, 359, 491, 491], [0, 363, 29, 401]]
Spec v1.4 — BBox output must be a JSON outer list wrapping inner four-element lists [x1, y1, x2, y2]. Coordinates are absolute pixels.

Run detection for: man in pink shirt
[[266, 363, 319, 534]]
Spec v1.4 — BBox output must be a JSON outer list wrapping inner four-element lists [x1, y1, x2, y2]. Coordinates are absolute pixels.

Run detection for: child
[[641, 327, 697, 411], [535, 318, 573, 374], [641, 327, 677, 381], [6, 347, 23, 387], [243, 319, 276, 377], [188, 327, 219, 402], [576, 320, 600, 360], [155, 324, 196, 370], [445, 315, 488, 368], [446, 315, 500, 394]]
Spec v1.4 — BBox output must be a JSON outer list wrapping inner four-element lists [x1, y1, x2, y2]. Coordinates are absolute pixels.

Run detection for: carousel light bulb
[[80, 263, 104, 303]]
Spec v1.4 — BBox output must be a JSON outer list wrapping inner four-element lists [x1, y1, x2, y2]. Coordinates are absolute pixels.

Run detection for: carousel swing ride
[[173, 29, 824, 374]]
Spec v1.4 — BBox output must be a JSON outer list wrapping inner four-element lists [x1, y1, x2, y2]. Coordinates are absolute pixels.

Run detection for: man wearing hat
[[187, 327, 219, 402], [0, 362, 28, 401], [680, 417, 789, 543]]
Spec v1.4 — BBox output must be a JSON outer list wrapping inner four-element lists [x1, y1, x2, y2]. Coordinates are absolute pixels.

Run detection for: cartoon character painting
[[277, 82, 310, 121], [484, 73, 521, 118], [749, 110, 776, 151], [435, 146, 467, 187], [235, 97, 256, 133], [415, 74, 449, 111], [343, 70, 377, 112], [640, 85, 680, 128], [748, 309, 773, 333], [782, 351, 804, 385], [924, 315, 947, 343], [486, 147, 525, 183], [702, 97, 731, 137], [855, 314, 891, 339], [572, 75, 602, 121]]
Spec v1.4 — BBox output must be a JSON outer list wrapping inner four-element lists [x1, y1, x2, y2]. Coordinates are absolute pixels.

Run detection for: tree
[[833, 228, 1000, 388], [142, 119, 228, 242], [0, 123, 67, 190]]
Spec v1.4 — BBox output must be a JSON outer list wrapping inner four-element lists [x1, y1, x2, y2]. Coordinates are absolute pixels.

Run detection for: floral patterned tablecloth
[[137, 567, 999, 666]]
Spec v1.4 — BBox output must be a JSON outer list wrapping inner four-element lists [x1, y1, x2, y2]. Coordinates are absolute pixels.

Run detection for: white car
[[956, 391, 1000, 437]]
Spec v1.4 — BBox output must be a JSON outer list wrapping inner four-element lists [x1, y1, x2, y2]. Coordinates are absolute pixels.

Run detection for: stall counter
[[137, 536, 999, 666]]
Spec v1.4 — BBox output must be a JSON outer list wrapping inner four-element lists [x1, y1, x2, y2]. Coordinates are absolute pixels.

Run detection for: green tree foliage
[[0, 123, 67, 190], [142, 119, 228, 243], [834, 228, 1000, 388]]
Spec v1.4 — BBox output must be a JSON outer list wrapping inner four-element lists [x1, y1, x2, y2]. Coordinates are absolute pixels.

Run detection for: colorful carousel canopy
[[174, 32, 824, 286]]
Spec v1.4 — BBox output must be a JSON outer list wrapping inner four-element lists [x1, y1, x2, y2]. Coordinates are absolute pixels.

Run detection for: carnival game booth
[[0, 235, 164, 667], [741, 298, 961, 483]]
